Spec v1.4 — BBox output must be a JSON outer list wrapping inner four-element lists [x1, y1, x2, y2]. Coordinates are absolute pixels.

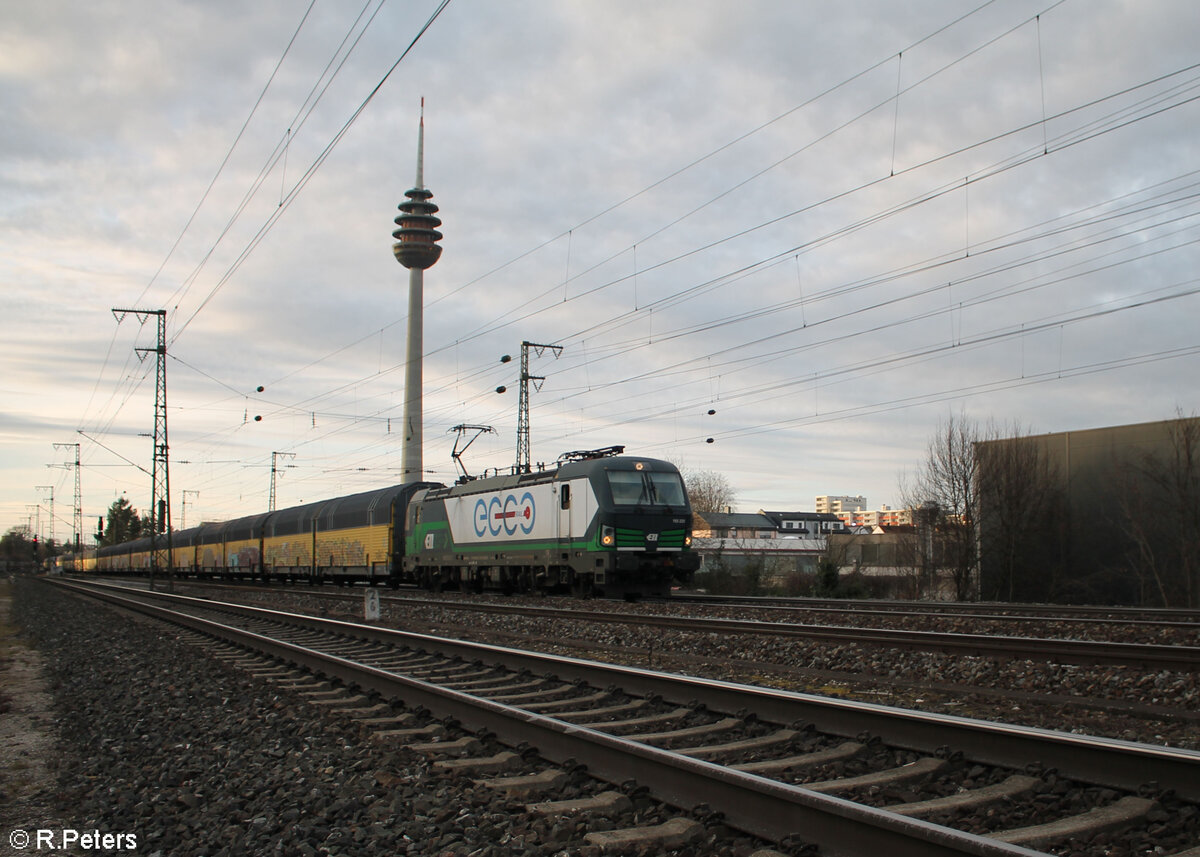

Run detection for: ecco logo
[[473, 492, 536, 538]]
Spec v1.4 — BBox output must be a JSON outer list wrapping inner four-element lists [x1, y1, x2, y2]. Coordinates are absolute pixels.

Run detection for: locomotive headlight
[[601, 525, 615, 547], [684, 534, 692, 547]]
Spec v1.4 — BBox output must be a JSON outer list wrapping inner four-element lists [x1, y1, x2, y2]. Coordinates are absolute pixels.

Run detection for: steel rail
[[50, 579, 1046, 857], [676, 590, 1200, 619], [668, 595, 1200, 632], [83, 575, 1200, 632], [672, 593, 1200, 624], [378, 594, 1200, 670], [56, 580, 1200, 802]]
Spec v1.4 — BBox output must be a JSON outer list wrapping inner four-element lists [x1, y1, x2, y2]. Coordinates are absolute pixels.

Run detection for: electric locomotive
[[405, 447, 698, 598]]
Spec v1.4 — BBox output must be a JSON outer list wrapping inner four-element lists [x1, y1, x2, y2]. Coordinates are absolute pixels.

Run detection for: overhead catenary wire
[[170, 0, 453, 343], [133, 0, 320, 311], [77, 0, 371, 469], [78, 0, 1200, 519], [238, 0, 1016, 396], [223, 52, 1200, 448], [78, 0, 454, 491], [162, 0, 391, 332]]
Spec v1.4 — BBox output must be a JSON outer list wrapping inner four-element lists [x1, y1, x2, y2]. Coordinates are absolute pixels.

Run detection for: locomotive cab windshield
[[606, 468, 688, 511]]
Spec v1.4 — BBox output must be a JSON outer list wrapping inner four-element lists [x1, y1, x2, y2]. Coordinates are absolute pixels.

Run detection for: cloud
[[2, 0, 1198, 532]]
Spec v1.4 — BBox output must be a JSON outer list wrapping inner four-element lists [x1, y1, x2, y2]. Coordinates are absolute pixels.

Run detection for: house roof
[[759, 510, 845, 524], [695, 512, 775, 530], [874, 524, 918, 535]]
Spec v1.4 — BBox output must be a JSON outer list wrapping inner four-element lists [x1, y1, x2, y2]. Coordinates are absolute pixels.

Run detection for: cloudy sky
[[3, 0, 1198, 541]]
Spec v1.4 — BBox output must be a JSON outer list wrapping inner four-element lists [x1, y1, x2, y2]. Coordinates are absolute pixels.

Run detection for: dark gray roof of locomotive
[[556, 454, 680, 479], [431, 455, 680, 497]]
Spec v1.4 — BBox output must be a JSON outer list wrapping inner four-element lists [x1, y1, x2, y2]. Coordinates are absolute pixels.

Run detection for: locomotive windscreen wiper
[[641, 472, 656, 505], [642, 472, 679, 513]]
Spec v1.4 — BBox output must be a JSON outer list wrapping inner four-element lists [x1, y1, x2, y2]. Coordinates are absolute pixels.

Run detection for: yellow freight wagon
[[311, 485, 410, 583], [171, 530, 198, 575], [263, 500, 322, 581], [91, 482, 431, 586], [126, 539, 147, 571], [196, 520, 229, 574], [222, 513, 268, 579]]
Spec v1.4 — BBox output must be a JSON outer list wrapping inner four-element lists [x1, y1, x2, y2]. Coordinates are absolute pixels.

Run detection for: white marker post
[[364, 588, 381, 622]]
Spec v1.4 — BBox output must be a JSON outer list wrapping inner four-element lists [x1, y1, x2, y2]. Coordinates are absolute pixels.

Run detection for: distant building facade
[[815, 495, 866, 515], [817, 494, 915, 528], [693, 510, 849, 540], [692, 509, 848, 582], [839, 506, 914, 528]]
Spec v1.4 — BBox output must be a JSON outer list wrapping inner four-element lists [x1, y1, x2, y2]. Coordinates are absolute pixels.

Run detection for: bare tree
[[680, 468, 736, 515], [901, 413, 979, 600]]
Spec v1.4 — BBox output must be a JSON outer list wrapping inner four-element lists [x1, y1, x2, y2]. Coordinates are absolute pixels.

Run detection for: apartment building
[[814, 495, 867, 515]]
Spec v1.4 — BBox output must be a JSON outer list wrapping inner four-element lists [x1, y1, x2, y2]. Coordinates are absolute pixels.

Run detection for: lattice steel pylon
[[516, 341, 562, 473], [269, 451, 295, 512], [113, 308, 172, 590], [35, 486, 53, 547], [53, 442, 83, 551]]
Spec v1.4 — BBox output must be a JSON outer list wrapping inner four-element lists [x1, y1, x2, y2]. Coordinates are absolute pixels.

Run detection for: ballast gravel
[[364, 596, 1199, 749], [8, 579, 786, 857], [113, 583, 1199, 753]]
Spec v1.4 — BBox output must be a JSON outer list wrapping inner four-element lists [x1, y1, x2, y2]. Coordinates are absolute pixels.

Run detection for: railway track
[[83, 574, 1200, 645], [368, 596, 1200, 671], [672, 593, 1200, 625], [51, 579, 1200, 857], [89, 578, 1199, 670]]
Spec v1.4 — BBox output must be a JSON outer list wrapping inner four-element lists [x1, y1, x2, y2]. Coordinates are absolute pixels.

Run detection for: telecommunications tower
[[392, 99, 443, 480]]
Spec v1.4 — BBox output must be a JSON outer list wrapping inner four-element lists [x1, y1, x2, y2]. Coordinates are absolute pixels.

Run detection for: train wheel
[[571, 576, 595, 599]]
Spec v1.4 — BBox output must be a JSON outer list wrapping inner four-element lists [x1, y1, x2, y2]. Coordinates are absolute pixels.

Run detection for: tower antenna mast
[[392, 98, 444, 481]]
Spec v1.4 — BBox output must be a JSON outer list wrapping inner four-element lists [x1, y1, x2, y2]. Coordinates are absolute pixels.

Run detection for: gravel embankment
[[402, 601, 1199, 705], [212, 589, 1197, 751], [8, 579, 784, 857]]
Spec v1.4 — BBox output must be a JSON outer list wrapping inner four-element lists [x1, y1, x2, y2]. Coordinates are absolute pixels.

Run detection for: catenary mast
[[392, 100, 443, 480]]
